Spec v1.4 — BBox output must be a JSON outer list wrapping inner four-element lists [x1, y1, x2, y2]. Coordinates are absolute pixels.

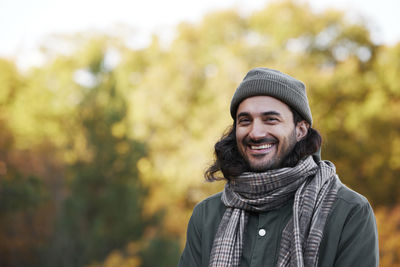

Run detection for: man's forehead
[[236, 95, 291, 116]]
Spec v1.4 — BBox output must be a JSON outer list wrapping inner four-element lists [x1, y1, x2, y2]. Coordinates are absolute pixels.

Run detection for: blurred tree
[[0, 59, 62, 266], [376, 204, 400, 266], [41, 40, 176, 266]]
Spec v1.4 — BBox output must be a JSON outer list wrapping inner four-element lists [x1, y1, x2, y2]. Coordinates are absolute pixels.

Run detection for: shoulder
[[191, 191, 226, 224], [193, 192, 224, 216], [196, 192, 223, 206], [329, 181, 375, 226], [336, 182, 370, 207], [319, 182, 379, 267]]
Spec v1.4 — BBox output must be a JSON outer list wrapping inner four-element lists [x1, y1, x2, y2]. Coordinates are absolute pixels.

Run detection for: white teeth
[[250, 144, 273, 150]]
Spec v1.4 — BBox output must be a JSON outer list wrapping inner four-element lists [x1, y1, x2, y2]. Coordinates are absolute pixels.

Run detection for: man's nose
[[249, 121, 266, 140]]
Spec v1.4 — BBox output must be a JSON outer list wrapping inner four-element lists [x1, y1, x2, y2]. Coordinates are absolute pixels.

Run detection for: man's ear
[[295, 121, 309, 141]]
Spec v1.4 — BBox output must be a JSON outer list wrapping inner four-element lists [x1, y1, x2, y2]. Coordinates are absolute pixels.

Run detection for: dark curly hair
[[204, 107, 322, 181]]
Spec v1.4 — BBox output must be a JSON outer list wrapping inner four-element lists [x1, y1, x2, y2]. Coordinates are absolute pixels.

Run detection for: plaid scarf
[[209, 156, 340, 267]]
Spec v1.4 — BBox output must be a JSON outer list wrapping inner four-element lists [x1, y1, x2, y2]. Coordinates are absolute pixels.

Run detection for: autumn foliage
[[1, 1, 399, 266]]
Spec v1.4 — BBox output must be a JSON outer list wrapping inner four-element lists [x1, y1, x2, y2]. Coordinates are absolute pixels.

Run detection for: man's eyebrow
[[237, 112, 250, 118], [261, 111, 281, 116]]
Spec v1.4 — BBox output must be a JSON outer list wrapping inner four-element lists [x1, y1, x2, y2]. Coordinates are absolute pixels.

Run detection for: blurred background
[[0, 0, 399, 266]]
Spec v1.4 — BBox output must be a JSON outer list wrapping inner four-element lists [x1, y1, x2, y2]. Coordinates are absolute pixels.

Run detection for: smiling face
[[235, 96, 308, 171]]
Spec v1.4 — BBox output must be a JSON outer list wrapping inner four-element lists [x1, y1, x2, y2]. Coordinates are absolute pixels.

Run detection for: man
[[178, 68, 379, 267]]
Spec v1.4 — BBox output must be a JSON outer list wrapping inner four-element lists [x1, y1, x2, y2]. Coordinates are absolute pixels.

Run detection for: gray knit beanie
[[230, 67, 313, 125]]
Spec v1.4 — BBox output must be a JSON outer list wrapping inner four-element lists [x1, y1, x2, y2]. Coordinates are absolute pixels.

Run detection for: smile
[[250, 144, 273, 150]]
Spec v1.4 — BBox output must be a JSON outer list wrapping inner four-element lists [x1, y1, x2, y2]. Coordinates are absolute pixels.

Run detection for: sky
[[0, 0, 399, 69]]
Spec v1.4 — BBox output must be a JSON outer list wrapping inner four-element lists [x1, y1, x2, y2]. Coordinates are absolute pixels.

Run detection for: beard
[[241, 130, 298, 172]]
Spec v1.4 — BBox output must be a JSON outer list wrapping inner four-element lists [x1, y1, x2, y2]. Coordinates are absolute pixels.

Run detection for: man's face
[[235, 96, 307, 171]]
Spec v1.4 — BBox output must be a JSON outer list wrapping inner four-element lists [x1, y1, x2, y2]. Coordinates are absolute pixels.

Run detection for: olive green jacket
[[178, 183, 379, 267]]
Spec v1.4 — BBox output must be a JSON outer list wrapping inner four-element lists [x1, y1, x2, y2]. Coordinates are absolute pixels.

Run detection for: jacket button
[[258, 228, 266, 237]]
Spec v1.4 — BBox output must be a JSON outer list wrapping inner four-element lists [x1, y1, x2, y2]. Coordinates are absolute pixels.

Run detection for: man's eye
[[238, 118, 250, 124]]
